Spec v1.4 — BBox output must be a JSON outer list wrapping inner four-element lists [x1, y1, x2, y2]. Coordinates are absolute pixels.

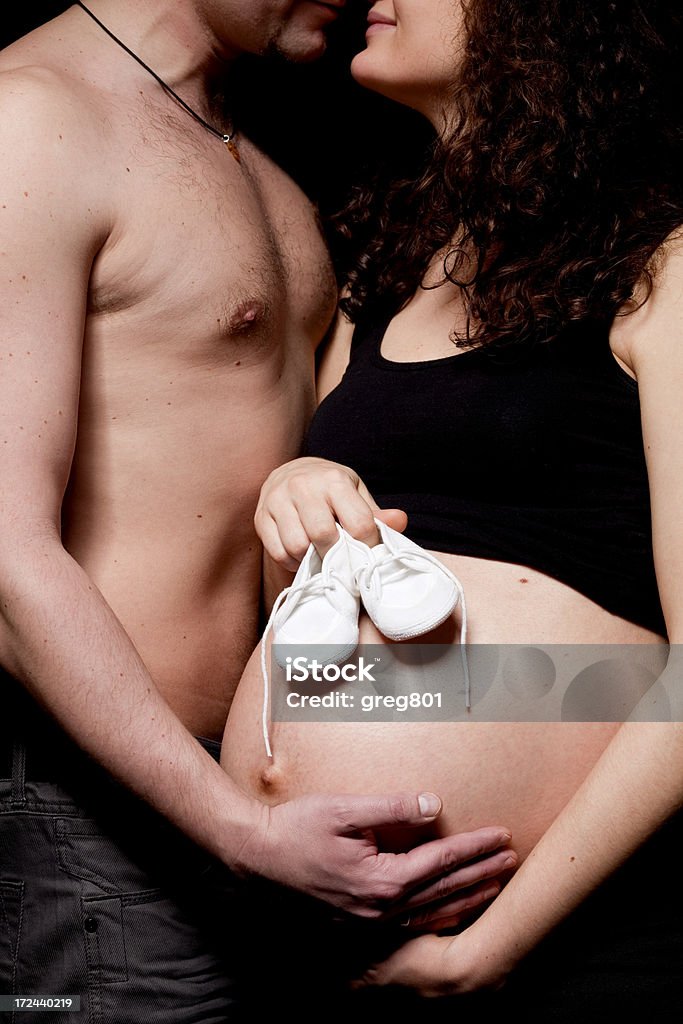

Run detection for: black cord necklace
[[76, 1, 240, 162]]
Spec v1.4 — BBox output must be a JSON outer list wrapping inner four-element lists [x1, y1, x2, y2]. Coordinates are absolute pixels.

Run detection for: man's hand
[[235, 791, 516, 923], [255, 456, 408, 570]]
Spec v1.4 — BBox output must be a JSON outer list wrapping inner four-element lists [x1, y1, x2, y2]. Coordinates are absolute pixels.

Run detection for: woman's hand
[[351, 928, 512, 998], [255, 456, 408, 571]]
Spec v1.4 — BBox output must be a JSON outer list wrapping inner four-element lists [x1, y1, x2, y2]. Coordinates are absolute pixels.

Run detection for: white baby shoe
[[269, 525, 361, 666], [345, 519, 464, 641], [347, 520, 470, 718], [260, 526, 360, 757]]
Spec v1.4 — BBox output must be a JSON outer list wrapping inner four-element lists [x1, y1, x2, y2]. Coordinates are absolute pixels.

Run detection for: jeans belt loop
[[10, 738, 27, 806]]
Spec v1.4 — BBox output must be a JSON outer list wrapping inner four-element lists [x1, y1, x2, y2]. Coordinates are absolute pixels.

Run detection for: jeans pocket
[[55, 818, 158, 895], [82, 889, 186, 988]]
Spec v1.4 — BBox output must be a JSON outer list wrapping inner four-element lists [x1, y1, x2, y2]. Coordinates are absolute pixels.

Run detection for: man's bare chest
[[88, 138, 336, 353]]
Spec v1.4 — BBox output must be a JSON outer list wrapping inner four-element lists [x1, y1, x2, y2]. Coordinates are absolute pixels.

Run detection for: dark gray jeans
[[0, 672, 239, 1023]]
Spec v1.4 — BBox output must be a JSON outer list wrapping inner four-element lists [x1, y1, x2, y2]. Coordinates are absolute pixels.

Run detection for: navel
[[258, 758, 285, 796]]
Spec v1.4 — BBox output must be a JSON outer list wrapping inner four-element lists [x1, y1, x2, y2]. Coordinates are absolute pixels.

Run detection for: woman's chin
[[350, 52, 436, 118], [350, 53, 404, 103], [350, 49, 376, 84]]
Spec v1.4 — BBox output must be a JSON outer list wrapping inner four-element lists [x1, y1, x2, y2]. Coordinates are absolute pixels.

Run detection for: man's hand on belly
[[235, 792, 516, 921]]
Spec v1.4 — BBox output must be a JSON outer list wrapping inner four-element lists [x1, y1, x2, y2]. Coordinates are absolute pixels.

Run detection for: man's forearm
[[0, 532, 264, 868]]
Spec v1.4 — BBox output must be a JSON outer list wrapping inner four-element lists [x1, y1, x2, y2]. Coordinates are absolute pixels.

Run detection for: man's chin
[[264, 29, 328, 64]]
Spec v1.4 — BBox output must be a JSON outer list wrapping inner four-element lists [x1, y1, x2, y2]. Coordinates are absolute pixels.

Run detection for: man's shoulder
[[0, 62, 106, 143], [0, 62, 115, 238]]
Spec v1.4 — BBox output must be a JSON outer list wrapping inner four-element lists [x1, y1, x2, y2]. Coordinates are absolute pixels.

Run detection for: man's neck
[[73, 0, 239, 107]]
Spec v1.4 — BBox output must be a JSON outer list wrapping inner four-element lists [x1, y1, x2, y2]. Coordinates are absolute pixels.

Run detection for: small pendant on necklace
[[223, 134, 241, 164]]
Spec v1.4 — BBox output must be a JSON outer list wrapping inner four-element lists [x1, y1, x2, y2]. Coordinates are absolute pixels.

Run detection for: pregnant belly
[[222, 553, 665, 860]]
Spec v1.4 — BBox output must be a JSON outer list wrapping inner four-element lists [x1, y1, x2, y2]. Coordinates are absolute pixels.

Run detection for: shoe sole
[[371, 597, 459, 642]]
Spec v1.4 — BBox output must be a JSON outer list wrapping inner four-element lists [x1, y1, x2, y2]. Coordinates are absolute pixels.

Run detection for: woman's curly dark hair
[[336, 0, 683, 350]]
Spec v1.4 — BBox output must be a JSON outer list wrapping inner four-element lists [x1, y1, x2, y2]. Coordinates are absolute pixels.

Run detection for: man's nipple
[[224, 298, 268, 336]]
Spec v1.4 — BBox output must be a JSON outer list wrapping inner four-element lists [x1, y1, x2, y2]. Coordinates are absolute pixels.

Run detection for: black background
[[0, 2, 429, 216]]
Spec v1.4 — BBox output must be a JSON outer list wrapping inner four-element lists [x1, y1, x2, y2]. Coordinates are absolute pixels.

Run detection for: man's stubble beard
[[261, 23, 328, 64]]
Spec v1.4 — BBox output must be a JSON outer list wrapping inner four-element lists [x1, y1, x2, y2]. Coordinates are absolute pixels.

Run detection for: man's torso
[[0, 10, 336, 735]]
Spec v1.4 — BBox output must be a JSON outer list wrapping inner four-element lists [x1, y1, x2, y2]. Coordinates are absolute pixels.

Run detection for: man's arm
[[0, 70, 514, 917]]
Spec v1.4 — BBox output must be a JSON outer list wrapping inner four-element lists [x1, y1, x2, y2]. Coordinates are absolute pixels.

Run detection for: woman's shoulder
[[609, 227, 683, 380], [316, 300, 392, 401]]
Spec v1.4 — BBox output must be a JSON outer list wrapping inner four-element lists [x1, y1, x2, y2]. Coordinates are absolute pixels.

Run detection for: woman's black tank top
[[304, 315, 666, 637]]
